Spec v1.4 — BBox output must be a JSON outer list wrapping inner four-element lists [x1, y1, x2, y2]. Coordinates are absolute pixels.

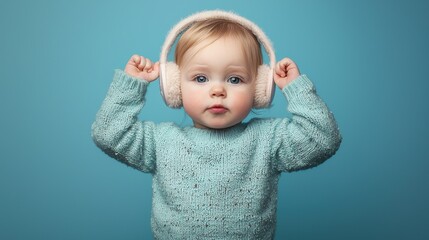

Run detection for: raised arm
[[271, 58, 342, 172], [91, 55, 160, 173]]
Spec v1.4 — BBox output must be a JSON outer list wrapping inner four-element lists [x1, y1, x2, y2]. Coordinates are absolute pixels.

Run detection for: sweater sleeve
[[271, 75, 342, 172], [91, 69, 156, 173]]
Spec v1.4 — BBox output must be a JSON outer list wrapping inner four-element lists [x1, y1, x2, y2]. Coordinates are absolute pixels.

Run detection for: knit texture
[[92, 70, 341, 239]]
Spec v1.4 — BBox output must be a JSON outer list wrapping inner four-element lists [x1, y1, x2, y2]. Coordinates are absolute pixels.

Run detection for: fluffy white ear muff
[[164, 62, 182, 108], [254, 65, 271, 108]]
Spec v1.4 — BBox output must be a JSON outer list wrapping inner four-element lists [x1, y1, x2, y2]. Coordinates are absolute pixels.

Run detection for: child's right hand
[[124, 55, 160, 82]]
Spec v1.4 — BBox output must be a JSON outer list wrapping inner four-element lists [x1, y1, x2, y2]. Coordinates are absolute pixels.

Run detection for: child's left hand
[[274, 58, 300, 89]]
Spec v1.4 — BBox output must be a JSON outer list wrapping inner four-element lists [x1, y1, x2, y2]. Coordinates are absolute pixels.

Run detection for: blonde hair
[[175, 18, 263, 79]]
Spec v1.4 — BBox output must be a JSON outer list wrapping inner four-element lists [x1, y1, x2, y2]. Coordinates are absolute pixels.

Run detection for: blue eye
[[194, 75, 208, 83], [228, 76, 242, 84]]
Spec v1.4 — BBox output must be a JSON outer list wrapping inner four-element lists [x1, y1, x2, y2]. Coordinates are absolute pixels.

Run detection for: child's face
[[180, 37, 255, 129]]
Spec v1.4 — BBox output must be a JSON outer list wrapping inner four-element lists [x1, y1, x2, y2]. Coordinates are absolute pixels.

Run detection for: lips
[[207, 104, 228, 114]]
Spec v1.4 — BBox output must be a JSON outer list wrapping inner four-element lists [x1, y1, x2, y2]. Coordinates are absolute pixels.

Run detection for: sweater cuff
[[111, 69, 150, 95], [281, 75, 315, 100]]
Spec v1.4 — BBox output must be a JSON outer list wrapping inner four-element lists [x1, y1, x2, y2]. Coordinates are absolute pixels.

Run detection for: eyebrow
[[187, 64, 210, 71], [226, 65, 247, 71], [187, 64, 248, 72]]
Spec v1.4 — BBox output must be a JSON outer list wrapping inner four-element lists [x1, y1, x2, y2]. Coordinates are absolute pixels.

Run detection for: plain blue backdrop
[[1, 0, 428, 239]]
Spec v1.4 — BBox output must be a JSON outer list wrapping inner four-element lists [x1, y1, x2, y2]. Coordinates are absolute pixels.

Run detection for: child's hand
[[125, 55, 160, 82], [274, 58, 300, 89]]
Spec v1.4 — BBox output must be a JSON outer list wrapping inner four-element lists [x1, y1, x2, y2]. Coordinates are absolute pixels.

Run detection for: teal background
[[1, 0, 428, 239]]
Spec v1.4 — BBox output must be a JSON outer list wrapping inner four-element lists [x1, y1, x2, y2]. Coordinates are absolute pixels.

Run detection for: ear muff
[[159, 10, 276, 109]]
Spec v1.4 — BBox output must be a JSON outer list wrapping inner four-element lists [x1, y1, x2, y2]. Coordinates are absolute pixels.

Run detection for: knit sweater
[[92, 70, 341, 239]]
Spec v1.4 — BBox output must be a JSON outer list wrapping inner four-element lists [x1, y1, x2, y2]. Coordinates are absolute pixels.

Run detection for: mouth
[[207, 104, 228, 114]]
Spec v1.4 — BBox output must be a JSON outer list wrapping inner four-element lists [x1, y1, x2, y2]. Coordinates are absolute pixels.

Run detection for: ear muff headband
[[159, 10, 276, 108]]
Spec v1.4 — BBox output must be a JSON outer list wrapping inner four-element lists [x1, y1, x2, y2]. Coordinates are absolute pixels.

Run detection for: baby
[[92, 11, 341, 240]]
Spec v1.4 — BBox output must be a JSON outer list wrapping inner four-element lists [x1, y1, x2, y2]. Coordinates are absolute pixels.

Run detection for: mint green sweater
[[92, 70, 341, 239]]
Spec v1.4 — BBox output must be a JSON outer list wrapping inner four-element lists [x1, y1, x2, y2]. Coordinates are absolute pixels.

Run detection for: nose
[[210, 84, 226, 98]]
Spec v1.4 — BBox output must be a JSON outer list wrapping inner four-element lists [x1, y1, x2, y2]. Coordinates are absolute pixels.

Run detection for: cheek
[[182, 96, 199, 112], [229, 89, 254, 114], [181, 83, 204, 114]]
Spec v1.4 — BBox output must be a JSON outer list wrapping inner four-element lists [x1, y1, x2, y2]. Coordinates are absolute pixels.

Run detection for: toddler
[[92, 10, 341, 240]]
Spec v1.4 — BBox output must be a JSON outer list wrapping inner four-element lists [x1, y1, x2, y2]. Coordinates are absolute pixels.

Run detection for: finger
[[284, 60, 299, 75], [145, 59, 153, 73], [129, 54, 139, 66], [138, 56, 146, 70], [279, 58, 296, 76], [152, 62, 160, 72], [283, 58, 298, 72], [127, 55, 140, 67], [279, 58, 292, 69], [147, 62, 160, 81], [275, 62, 286, 77], [132, 54, 140, 63]]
